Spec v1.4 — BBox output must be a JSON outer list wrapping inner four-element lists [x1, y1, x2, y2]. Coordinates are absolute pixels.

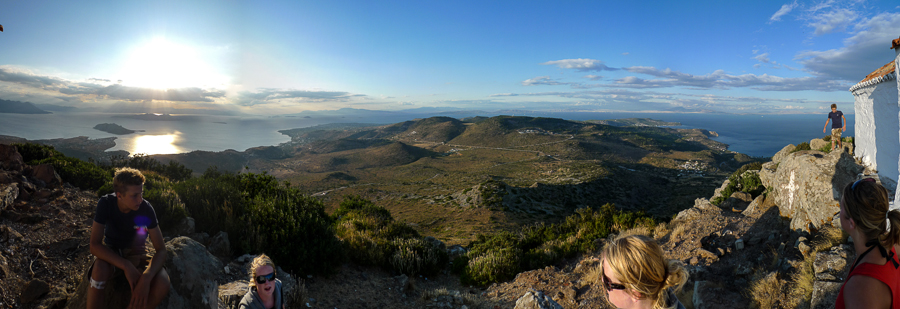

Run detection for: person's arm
[[824, 117, 830, 133], [89, 221, 141, 288], [843, 275, 891, 309], [842, 115, 847, 131], [129, 226, 167, 309]]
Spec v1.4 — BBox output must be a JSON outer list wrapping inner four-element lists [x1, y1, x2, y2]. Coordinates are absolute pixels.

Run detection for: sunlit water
[[0, 111, 853, 157]]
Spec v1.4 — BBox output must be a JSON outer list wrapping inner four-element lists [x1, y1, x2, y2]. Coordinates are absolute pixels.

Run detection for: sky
[[1, 0, 899, 115]]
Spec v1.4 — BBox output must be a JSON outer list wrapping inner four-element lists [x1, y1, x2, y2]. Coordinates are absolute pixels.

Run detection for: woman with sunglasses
[[836, 178, 900, 309], [239, 254, 284, 309], [600, 234, 688, 309]]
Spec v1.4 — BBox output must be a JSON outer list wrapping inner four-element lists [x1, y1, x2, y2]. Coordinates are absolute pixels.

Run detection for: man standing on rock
[[87, 167, 170, 309], [824, 103, 846, 151]]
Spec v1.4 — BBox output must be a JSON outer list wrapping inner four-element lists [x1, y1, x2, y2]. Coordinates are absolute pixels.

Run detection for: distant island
[[587, 118, 680, 127], [93, 123, 142, 135], [0, 99, 52, 114], [115, 113, 200, 122]]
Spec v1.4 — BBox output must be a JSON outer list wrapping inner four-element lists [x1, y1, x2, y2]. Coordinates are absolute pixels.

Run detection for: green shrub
[[389, 238, 448, 276], [33, 156, 111, 191], [243, 193, 345, 276], [791, 142, 811, 153], [141, 172, 189, 232], [462, 247, 521, 286], [12, 143, 63, 163], [173, 169, 245, 239], [110, 154, 192, 182], [712, 162, 765, 205], [822, 135, 831, 142]]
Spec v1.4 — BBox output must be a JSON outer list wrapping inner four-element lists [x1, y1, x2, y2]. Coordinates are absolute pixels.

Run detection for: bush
[[791, 142, 811, 153], [389, 238, 448, 276], [141, 172, 189, 232], [462, 247, 521, 286], [173, 169, 246, 239], [110, 154, 192, 182], [34, 156, 111, 191], [12, 143, 63, 163], [243, 193, 345, 276], [822, 135, 831, 142], [712, 162, 764, 206]]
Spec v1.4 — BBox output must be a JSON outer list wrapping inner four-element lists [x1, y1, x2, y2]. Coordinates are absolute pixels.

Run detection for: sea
[[0, 111, 851, 158]]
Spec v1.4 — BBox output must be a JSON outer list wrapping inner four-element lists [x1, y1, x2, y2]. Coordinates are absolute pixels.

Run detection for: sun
[[119, 37, 227, 90]]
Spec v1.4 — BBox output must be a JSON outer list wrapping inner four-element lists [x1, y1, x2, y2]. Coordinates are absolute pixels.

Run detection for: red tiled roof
[[892, 36, 900, 49], [859, 61, 895, 84]]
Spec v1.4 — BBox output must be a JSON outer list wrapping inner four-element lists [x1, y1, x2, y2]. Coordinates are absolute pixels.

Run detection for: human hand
[[823, 127, 826, 133], [129, 274, 152, 309], [123, 265, 141, 290]]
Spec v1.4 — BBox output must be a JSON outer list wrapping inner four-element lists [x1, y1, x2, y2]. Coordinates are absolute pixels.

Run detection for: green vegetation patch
[[711, 162, 765, 206]]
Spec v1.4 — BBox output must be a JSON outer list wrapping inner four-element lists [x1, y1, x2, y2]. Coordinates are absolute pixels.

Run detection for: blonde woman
[[239, 254, 284, 309], [836, 178, 900, 309], [600, 234, 688, 309]]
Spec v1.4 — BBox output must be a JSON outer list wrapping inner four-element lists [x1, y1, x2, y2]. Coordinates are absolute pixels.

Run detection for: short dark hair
[[831, 103, 837, 109], [113, 167, 145, 193]]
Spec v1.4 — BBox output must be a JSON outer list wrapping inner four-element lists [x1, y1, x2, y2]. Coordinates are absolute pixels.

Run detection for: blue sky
[[1, 0, 899, 115]]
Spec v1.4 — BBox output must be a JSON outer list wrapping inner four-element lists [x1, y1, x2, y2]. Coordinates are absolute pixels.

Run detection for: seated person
[[87, 167, 170, 309], [240, 254, 284, 309], [836, 178, 900, 309], [600, 234, 688, 309]]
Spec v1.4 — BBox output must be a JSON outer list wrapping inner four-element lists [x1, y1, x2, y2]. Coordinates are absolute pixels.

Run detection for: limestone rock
[[208, 231, 230, 257], [810, 138, 828, 151], [741, 195, 765, 217], [163, 236, 224, 309], [514, 289, 563, 309], [447, 245, 467, 262], [217, 280, 249, 309], [0, 144, 25, 172], [759, 150, 863, 231], [814, 245, 852, 282], [711, 179, 731, 203], [0, 184, 18, 212], [20, 279, 50, 304], [772, 144, 796, 164], [171, 217, 195, 237], [811, 281, 842, 309], [29, 164, 62, 188]]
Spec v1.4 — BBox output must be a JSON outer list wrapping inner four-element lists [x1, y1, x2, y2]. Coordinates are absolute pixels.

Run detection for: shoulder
[[238, 289, 256, 307], [97, 193, 116, 206], [844, 274, 891, 308]]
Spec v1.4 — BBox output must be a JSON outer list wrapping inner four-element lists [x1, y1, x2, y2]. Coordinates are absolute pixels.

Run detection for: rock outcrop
[[759, 150, 863, 231], [514, 289, 563, 309], [162, 237, 223, 309]]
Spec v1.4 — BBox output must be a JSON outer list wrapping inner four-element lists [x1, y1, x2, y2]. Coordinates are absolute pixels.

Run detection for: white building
[[848, 36, 900, 202]]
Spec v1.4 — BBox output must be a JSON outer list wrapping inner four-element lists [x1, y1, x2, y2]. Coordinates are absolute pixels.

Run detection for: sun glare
[[131, 134, 181, 155], [119, 37, 227, 90]]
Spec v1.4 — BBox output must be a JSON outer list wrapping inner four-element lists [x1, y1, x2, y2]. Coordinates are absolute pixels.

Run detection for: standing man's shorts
[[832, 128, 842, 140]]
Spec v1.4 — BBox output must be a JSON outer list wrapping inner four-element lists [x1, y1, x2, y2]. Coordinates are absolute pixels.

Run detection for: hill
[[0, 99, 51, 114]]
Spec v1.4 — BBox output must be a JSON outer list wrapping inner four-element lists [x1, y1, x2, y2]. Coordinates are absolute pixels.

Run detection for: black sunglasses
[[601, 272, 627, 291], [255, 272, 276, 284]]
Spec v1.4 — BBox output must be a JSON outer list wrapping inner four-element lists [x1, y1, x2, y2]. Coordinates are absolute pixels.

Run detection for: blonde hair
[[842, 179, 900, 248], [113, 167, 145, 193], [601, 234, 688, 309], [248, 254, 276, 288]]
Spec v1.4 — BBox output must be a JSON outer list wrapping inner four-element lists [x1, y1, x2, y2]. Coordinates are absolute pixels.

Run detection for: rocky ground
[[0, 139, 868, 309]]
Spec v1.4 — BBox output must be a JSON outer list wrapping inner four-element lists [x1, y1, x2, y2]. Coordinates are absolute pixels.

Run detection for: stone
[[208, 231, 230, 257], [733, 263, 751, 276], [811, 281, 842, 309], [447, 245, 468, 261], [217, 280, 249, 309], [514, 289, 564, 309], [171, 217, 195, 237], [20, 279, 50, 304], [734, 239, 744, 250], [189, 232, 209, 245], [758, 150, 864, 231], [692, 280, 744, 309], [814, 245, 852, 282], [741, 195, 766, 217], [711, 180, 731, 203], [0, 184, 18, 212], [162, 236, 224, 309], [772, 144, 796, 164], [697, 249, 718, 262], [29, 164, 62, 188], [423, 236, 446, 251], [723, 191, 753, 211], [810, 138, 828, 151], [0, 144, 25, 172]]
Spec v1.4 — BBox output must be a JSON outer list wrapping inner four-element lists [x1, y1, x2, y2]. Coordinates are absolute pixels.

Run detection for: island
[[587, 118, 680, 127], [0, 99, 52, 114], [93, 123, 140, 135]]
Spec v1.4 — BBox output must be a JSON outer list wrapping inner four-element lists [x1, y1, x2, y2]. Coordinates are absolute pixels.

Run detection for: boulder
[[758, 150, 863, 231], [217, 280, 249, 309], [29, 164, 62, 188], [710, 179, 731, 203], [0, 144, 24, 172], [0, 184, 18, 212], [162, 236, 224, 309], [20, 279, 50, 305], [423, 236, 446, 251], [447, 245, 467, 261], [772, 144, 796, 164], [208, 231, 230, 257], [814, 245, 852, 282], [723, 191, 753, 211], [811, 281, 842, 309], [514, 289, 563, 309], [741, 195, 766, 217], [170, 217, 195, 237], [810, 138, 828, 151]]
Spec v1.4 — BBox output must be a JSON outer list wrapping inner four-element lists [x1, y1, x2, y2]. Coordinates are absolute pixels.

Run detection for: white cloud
[[621, 52, 630, 56], [539, 58, 619, 71], [795, 12, 900, 81], [809, 8, 858, 35], [770, 1, 798, 22], [583, 75, 604, 81], [521, 76, 572, 86], [754, 53, 771, 63]]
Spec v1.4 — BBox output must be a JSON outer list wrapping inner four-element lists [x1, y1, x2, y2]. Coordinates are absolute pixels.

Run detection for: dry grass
[[670, 223, 688, 240], [781, 224, 846, 309], [618, 226, 651, 238], [747, 272, 785, 309], [421, 287, 488, 309], [653, 221, 671, 239]]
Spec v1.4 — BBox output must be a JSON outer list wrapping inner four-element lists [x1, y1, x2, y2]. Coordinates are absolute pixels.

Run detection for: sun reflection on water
[[131, 134, 181, 155]]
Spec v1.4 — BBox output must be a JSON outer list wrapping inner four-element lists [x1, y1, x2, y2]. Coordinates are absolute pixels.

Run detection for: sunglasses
[[601, 272, 627, 291], [255, 272, 276, 284], [852, 178, 876, 191]]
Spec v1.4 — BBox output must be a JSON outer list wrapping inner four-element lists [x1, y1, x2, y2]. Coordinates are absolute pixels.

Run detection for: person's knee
[[150, 269, 171, 297], [90, 260, 113, 290]]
